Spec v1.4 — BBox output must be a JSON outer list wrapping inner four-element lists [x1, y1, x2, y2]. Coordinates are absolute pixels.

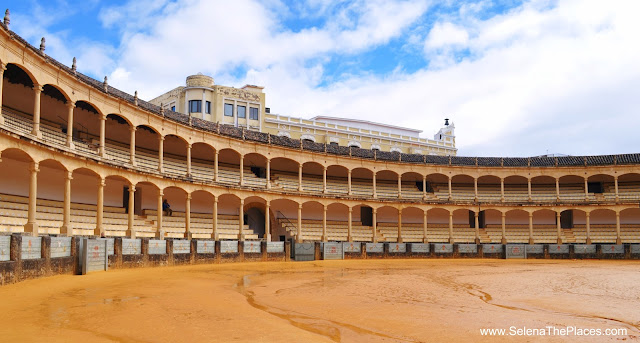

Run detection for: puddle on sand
[[235, 272, 419, 343]]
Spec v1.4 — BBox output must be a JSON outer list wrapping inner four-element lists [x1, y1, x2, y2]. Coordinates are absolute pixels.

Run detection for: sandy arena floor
[[0, 259, 638, 342]]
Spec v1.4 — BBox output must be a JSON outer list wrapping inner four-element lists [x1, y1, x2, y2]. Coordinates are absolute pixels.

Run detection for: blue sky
[[4, 0, 640, 157]]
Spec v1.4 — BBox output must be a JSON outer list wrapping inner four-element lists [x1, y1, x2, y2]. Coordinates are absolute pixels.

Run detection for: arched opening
[[477, 175, 501, 203], [243, 153, 267, 188], [243, 196, 267, 239], [557, 175, 585, 202], [619, 208, 640, 243], [482, 209, 503, 243], [134, 125, 161, 171], [163, 135, 188, 177], [191, 143, 215, 181], [326, 165, 348, 195], [301, 161, 323, 193], [351, 168, 373, 197], [401, 172, 423, 200], [504, 209, 530, 243], [71, 101, 101, 153], [269, 198, 300, 241], [586, 174, 614, 201], [569, 209, 588, 243], [296, 201, 326, 241], [188, 190, 215, 239], [401, 207, 424, 242], [503, 175, 528, 203], [588, 209, 617, 243], [425, 173, 448, 201], [531, 209, 557, 243], [218, 149, 241, 185], [617, 173, 640, 201], [1, 64, 37, 135], [70, 168, 101, 235], [134, 181, 161, 237], [158, 186, 188, 238], [452, 208, 474, 243], [375, 206, 399, 242], [531, 175, 557, 202], [217, 193, 247, 240], [270, 157, 300, 192], [426, 208, 449, 243], [38, 85, 69, 146], [376, 170, 399, 199], [450, 174, 474, 202], [104, 114, 132, 164]]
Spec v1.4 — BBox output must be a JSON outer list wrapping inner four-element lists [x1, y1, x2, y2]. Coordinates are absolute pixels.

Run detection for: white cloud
[[425, 22, 469, 49]]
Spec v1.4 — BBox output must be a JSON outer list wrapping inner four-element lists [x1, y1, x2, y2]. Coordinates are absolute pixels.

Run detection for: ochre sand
[[0, 260, 639, 342]]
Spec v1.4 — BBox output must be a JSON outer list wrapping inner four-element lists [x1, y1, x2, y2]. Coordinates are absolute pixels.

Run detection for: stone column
[[265, 201, 271, 241], [555, 178, 560, 201], [157, 190, 164, 239], [322, 205, 327, 242], [528, 212, 534, 244], [501, 212, 506, 244], [24, 162, 40, 236], [60, 171, 73, 235], [397, 208, 402, 243], [298, 164, 303, 191], [124, 126, 135, 165], [474, 177, 478, 202], [212, 198, 218, 240], [423, 210, 428, 243], [422, 175, 427, 200], [201, 89, 205, 118], [322, 166, 327, 193], [0, 63, 5, 125], [238, 199, 245, 241], [186, 144, 192, 177], [214, 150, 219, 182], [32, 85, 43, 138], [397, 174, 402, 198], [348, 169, 353, 195], [527, 178, 532, 201], [448, 212, 453, 243], [185, 193, 191, 238], [266, 159, 271, 189], [127, 185, 135, 238], [348, 207, 353, 242], [614, 176, 619, 202], [372, 208, 378, 243], [99, 114, 106, 158], [297, 204, 302, 243], [500, 177, 505, 202], [584, 178, 589, 201], [95, 177, 105, 237], [615, 211, 621, 244], [556, 212, 562, 244], [474, 211, 480, 244], [66, 101, 75, 148], [448, 176, 452, 201], [585, 212, 591, 244], [239, 155, 244, 186], [158, 136, 164, 173], [373, 172, 377, 199]]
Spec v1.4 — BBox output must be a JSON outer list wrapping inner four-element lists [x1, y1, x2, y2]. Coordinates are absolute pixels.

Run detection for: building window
[[205, 101, 211, 114], [249, 107, 259, 120], [224, 103, 233, 117], [171, 106, 176, 112], [189, 100, 201, 113], [238, 106, 246, 118]]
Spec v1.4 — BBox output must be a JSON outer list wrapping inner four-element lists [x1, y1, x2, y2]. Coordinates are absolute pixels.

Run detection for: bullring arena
[[0, 10, 639, 342]]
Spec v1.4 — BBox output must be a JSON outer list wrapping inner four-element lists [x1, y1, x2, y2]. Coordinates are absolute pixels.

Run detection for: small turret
[[103, 76, 108, 92], [39, 37, 45, 53], [4, 9, 10, 28], [71, 57, 77, 74]]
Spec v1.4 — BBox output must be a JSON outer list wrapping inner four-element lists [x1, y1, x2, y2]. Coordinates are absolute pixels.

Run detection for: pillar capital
[[186, 193, 192, 200], [348, 207, 353, 213], [298, 203, 303, 210], [585, 211, 590, 217], [129, 184, 136, 192], [0, 62, 6, 72], [214, 197, 218, 203], [33, 84, 43, 93], [65, 171, 73, 180], [66, 100, 76, 109], [158, 135, 165, 141], [187, 143, 192, 149], [158, 190, 164, 197], [501, 212, 506, 218], [129, 125, 137, 132], [240, 198, 245, 205], [98, 178, 106, 187], [29, 162, 39, 173]]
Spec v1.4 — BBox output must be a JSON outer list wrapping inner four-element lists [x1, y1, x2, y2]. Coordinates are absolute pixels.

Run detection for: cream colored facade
[[151, 74, 457, 155]]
